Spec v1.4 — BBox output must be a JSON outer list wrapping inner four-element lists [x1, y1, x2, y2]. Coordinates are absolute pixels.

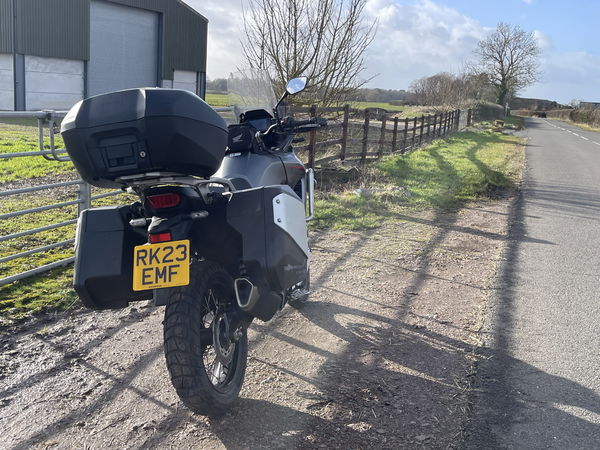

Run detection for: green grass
[[205, 93, 229, 107], [310, 128, 524, 230], [0, 123, 75, 182], [0, 188, 136, 322], [560, 120, 600, 134]]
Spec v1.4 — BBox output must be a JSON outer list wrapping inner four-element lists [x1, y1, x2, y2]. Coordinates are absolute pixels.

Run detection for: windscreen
[[227, 69, 277, 112]]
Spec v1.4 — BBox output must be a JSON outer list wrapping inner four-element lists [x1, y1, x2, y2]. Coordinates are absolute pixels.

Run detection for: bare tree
[[241, 0, 376, 106], [409, 72, 484, 111], [470, 23, 541, 106]]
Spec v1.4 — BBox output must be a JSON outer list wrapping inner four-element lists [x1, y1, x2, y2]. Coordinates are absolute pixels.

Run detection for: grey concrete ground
[[466, 118, 600, 449]]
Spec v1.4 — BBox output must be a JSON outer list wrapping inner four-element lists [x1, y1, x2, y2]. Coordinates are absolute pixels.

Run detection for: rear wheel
[[163, 262, 247, 417]]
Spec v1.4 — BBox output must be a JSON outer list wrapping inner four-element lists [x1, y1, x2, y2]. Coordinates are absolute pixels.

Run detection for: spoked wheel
[[163, 262, 247, 417]]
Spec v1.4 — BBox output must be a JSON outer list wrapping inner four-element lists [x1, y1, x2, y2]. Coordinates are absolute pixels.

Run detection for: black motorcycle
[[61, 75, 325, 416]]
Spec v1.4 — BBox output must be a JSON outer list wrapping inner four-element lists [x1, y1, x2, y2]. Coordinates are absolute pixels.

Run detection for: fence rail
[[291, 105, 475, 167], [0, 104, 477, 287]]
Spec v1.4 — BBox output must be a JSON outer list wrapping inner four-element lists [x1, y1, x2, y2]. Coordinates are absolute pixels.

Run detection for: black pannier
[[226, 185, 308, 321], [74, 206, 151, 309], [61, 88, 228, 188]]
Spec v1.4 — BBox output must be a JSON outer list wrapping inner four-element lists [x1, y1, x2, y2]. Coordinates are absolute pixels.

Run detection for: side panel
[[0, 53, 13, 110], [216, 152, 287, 189], [25, 56, 84, 110]]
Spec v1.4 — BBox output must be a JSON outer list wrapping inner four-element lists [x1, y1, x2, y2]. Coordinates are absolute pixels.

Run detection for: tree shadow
[[464, 178, 600, 448]]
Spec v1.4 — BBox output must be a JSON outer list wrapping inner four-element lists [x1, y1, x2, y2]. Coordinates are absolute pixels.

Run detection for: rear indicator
[[146, 193, 181, 209], [149, 232, 172, 243]]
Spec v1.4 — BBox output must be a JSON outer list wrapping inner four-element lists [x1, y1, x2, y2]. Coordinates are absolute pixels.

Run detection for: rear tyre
[[163, 262, 247, 417]]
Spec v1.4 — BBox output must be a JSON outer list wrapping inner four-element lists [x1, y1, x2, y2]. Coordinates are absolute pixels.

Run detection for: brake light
[[146, 193, 181, 209], [149, 232, 172, 243]]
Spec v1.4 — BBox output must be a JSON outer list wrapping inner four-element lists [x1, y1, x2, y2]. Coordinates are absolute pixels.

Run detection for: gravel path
[[0, 199, 512, 449]]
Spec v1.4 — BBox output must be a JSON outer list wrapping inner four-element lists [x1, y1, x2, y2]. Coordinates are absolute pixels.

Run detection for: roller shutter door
[[88, 1, 159, 97], [0, 53, 13, 110]]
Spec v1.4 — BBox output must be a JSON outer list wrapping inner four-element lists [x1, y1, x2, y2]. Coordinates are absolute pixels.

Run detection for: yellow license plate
[[132, 240, 190, 291]]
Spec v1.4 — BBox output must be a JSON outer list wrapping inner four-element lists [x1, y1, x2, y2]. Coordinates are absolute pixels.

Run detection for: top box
[[61, 88, 228, 188]]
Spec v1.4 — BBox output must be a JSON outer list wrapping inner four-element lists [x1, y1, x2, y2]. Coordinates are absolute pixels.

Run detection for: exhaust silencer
[[234, 278, 260, 311]]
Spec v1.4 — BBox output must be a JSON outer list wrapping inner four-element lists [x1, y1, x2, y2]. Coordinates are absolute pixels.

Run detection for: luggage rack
[[120, 173, 237, 192]]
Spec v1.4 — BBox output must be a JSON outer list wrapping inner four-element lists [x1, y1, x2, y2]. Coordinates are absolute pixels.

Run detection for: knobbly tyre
[[61, 74, 326, 416]]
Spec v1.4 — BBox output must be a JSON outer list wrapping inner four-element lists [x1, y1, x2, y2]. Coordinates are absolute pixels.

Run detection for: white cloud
[[185, 0, 600, 103], [181, 0, 245, 80], [362, 0, 488, 89], [524, 50, 600, 103]]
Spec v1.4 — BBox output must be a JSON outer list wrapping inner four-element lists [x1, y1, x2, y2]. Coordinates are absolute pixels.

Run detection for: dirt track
[[0, 199, 511, 449]]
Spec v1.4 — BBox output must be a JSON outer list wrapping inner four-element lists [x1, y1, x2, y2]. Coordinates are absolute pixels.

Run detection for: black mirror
[[285, 77, 307, 95]]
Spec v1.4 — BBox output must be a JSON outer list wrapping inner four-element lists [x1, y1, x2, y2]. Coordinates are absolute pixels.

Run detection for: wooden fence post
[[391, 117, 399, 153], [444, 112, 449, 136], [340, 104, 349, 161], [402, 118, 409, 153], [308, 104, 317, 168], [411, 117, 417, 149], [378, 116, 386, 158], [361, 109, 370, 164], [426, 115, 431, 141], [432, 114, 437, 139], [456, 109, 461, 130], [419, 115, 425, 146], [467, 109, 472, 127]]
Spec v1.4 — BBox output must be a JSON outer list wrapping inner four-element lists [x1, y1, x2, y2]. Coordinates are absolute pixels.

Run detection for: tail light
[[149, 232, 172, 243], [146, 193, 181, 209]]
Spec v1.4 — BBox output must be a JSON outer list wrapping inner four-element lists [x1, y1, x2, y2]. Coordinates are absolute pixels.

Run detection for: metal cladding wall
[[0, 0, 207, 80], [14, 0, 89, 60], [0, 0, 14, 53]]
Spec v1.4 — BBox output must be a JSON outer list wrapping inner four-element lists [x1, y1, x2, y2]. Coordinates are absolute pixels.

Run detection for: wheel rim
[[200, 285, 239, 391]]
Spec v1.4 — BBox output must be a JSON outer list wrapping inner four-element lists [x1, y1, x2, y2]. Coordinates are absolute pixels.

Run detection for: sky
[[183, 0, 600, 104]]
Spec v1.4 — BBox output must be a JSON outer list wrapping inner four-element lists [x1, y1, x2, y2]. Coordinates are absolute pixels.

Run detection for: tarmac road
[[466, 118, 600, 449]]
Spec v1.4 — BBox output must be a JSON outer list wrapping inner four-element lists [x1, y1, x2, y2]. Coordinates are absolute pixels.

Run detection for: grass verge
[[560, 120, 600, 134], [0, 123, 75, 182], [310, 125, 524, 230]]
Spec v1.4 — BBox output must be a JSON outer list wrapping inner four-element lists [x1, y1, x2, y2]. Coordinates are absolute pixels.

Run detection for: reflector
[[149, 232, 172, 243]]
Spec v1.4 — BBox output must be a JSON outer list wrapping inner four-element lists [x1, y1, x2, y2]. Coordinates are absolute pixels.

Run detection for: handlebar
[[283, 117, 328, 130], [254, 116, 328, 152]]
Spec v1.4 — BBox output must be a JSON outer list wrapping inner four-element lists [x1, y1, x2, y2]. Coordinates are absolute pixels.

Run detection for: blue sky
[[185, 0, 600, 104]]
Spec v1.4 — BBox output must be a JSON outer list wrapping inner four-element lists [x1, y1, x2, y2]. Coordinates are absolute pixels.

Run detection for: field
[[204, 92, 433, 118]]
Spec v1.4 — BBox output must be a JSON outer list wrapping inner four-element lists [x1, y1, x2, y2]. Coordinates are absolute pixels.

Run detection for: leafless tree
[[241, 0, 377, 106], [409, 72, 484, 111], [469, 23, 540, 106]]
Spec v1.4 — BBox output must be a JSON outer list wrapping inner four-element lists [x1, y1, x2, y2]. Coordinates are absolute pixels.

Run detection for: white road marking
[[542, 118, 600, 146]]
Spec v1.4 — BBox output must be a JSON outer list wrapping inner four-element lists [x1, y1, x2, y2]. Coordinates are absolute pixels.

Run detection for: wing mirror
[[285, 77, 308, 95]]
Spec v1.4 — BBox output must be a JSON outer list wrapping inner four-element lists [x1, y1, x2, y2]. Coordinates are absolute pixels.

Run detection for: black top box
[[61, 88, 228, 188]]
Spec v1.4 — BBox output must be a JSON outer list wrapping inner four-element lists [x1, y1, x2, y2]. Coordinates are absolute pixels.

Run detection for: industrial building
[[0, 0, 207, 111]]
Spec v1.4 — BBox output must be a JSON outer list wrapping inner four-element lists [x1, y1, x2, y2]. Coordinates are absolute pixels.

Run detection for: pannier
[[61, 88, 228, 188], [74, 206, 151, 309], [227, 185, 309, 321]]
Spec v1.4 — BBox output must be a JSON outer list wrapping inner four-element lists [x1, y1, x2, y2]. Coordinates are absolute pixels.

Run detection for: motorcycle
[[61, 74, 325, 416]]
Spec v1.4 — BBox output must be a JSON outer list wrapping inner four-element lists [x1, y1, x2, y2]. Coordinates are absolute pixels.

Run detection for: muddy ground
[[0, 198, 511, 449]]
